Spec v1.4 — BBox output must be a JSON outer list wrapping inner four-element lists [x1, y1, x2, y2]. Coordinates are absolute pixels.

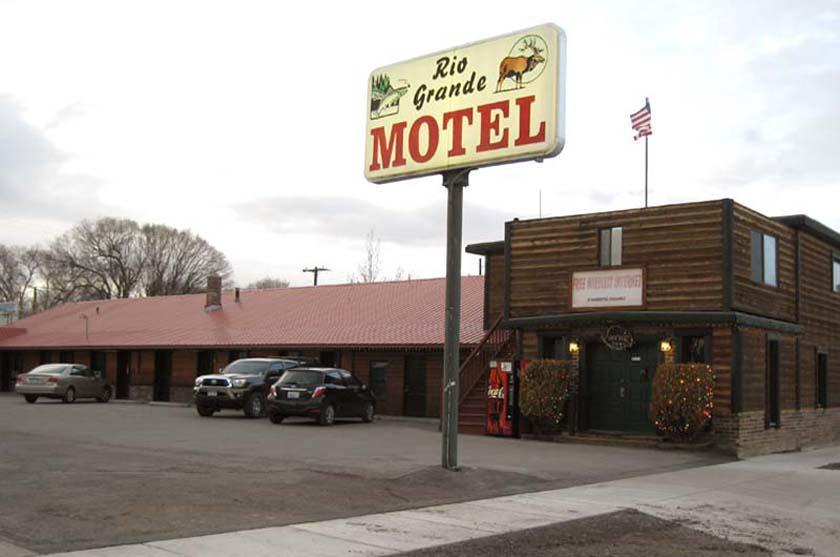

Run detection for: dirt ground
[[400, 509, 771, 557]]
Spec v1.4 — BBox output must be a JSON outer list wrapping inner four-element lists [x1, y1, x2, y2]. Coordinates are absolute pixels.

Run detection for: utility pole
[[302, 266, 330, 286]]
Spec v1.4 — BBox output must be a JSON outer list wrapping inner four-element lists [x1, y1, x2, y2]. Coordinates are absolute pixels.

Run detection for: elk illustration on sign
[[496, 36, 547, 92]]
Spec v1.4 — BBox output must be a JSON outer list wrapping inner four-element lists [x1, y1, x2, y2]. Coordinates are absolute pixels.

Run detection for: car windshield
[[29, 364, 68, 375], [277, 370, 323, 387], [222, 361, 270, 375]]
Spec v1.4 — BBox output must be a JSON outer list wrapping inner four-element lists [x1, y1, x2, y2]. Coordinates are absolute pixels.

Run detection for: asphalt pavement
[[0, 393, 728, 554]]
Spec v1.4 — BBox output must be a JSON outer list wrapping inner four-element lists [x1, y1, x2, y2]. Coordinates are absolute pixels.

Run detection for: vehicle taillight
[[16, 375, 25, 383], [268, 385, 276, 398], [312, 386, 326, 398], [48, 376, 59, 383]]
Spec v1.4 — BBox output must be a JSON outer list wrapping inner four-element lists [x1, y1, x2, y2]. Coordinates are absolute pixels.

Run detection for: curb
[[375, 414, 439, 425], [109, 399, 192, 408]]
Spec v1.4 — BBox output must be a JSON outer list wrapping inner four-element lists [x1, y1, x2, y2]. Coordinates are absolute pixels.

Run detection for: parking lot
[[0, 394, 729, 554]]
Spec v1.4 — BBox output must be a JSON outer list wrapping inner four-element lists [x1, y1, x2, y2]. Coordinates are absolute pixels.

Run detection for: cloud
[[713, 10, 840, 188], [236, 196, 515, 246], [0, 96, 103, 222]]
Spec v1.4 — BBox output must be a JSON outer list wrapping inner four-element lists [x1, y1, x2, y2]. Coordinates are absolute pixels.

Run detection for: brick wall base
[[129, 385, 152, 401], [714, 408, 840, 458], [170, 387, 193, 403]]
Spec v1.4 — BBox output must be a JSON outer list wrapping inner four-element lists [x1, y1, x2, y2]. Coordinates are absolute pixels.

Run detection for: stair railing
[[458, 313, 512, 405]]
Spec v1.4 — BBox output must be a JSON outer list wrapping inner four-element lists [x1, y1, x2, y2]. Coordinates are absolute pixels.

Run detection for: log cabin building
[[465, 199, 840, 456], [0, 277, 491, 419]]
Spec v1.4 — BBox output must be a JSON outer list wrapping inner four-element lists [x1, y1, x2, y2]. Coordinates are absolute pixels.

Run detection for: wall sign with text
[[364, 23, 566, 183], [571, 268, 645, 309]]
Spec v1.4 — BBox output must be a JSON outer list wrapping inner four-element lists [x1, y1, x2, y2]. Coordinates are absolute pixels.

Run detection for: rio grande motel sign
[[365, 23, 566, 183]]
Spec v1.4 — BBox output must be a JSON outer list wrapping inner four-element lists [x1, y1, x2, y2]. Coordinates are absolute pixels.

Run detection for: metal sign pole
[[441, 168, 469, 470]]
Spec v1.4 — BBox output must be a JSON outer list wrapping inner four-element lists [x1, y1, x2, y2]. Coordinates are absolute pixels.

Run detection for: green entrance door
[[586, 342, 658, 433]]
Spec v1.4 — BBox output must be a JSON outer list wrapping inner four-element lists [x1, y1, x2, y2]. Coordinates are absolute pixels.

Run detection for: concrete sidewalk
[[33, 445, 840, 557]]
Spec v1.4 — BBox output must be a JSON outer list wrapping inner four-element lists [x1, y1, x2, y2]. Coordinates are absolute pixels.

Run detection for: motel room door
[[153, 350, 172, 402], [116, 351, 131, 399], [403, 355, 426, 417], [586, 342, 658, 433]]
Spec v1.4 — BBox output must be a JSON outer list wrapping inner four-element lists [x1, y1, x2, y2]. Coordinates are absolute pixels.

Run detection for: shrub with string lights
[[520, 359, 572, 430], [649, 363, 715, 439]]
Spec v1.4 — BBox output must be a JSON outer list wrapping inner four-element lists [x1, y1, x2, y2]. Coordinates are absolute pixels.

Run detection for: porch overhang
[[505, 311, 801, 335]]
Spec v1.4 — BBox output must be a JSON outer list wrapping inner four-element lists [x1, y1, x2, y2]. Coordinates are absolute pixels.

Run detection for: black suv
[[266, 367, 375, 426], [193, 358, 301, 418]]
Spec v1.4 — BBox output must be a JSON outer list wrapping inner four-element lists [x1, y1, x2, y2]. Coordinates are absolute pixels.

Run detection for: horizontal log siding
[[732, 203, 796, 322], [798, 233, 840, 408], [739, 327, 797, 414], [712, 326, 734, 415], [486, 253, 506, 328], [508, 200, 725, 318]]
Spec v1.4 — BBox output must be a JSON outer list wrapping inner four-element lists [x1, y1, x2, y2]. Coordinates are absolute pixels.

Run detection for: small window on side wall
[[680, 336, 708, 364], [832, 256, 840, 293], [816, 352, 827, 408], [599, 227, 622, 266], [750, 230, 778, 287]]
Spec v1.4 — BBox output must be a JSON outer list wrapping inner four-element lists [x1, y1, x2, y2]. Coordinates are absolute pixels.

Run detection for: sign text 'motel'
[[365, 24, 566, 183]]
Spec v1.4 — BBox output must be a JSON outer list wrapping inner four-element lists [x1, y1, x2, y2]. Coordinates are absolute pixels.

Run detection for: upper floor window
[[599, 227, 623, 266], [750, 230, 777, 287], [833, 255, 840, 293]]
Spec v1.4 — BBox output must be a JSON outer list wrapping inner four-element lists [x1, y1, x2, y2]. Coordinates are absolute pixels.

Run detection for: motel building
[[1, 199, 838, 457]]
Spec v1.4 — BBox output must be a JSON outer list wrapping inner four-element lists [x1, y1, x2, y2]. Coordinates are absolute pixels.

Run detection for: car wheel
[[319, 404, 336, 426], [24, 395, 38, 404], [96, 386, 112, 403], [244, 393, 266, 418], [196, 405, 215, 417], [361, 402, 375, 423], [269, 412, 285, 424], [62, 387, 76, 404]]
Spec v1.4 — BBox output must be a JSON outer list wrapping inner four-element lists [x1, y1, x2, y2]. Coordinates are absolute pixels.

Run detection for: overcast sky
[[1, 1, 838, 287]]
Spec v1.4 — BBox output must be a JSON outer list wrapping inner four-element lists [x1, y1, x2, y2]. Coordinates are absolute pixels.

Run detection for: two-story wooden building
[[466, 199, 840, 456]]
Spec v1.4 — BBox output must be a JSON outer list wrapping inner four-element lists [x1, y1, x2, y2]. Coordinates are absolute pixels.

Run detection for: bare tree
[[39, 218, 233, 304], [357, 229, 382, 283], [49, 218, 145, 299], [0, 245, 41, 316], [246, 277, 290, 289], [140, 224, 233, 296]]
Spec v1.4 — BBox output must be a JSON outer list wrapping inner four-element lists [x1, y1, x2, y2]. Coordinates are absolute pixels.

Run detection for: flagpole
[[645, 136, 648, 209]]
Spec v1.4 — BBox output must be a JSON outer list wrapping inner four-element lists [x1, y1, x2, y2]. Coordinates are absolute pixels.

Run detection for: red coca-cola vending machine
[[486, 360, 515, 436]]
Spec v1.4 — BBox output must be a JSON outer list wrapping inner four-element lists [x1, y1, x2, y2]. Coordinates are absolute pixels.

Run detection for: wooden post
[[441, 169, 469, 470]]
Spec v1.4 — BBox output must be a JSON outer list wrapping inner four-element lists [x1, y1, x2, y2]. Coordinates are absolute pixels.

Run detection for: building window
[[39, 351, 53, 365], [833, 255, 840, 293], [680, 336, 709, 364], [750, 230, 777, 287], [766, 340, 780, 428], [816, 352, 827, 408], [599, 227, 623, 266]]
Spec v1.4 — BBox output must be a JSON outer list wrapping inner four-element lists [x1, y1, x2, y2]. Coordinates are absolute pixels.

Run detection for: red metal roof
[[0, 276, 486, 350]]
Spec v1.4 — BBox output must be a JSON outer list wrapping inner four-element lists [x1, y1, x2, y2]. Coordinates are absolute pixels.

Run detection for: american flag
[[630, 99, 652, 140]]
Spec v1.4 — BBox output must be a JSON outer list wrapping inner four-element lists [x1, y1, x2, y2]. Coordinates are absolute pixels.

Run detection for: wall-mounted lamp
[[659, 339, 673, 353], [568, 340, 580, 354]]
